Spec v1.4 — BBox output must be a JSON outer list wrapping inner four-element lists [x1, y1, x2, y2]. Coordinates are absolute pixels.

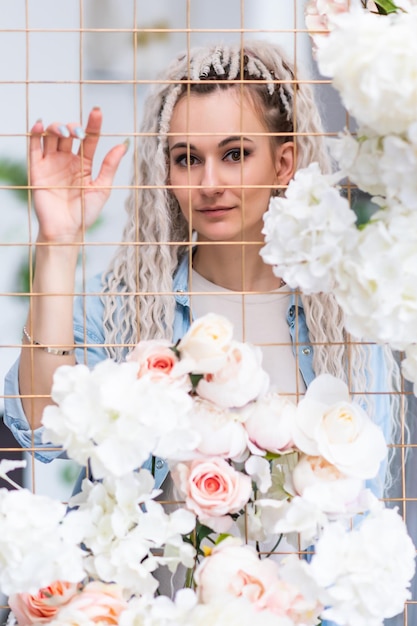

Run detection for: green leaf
[[190, 373, 204, 388], [374, 0, 401, 14], [0, 158, 28, 203], [214, 533, 231, 545], [196, 523, 215, 544]]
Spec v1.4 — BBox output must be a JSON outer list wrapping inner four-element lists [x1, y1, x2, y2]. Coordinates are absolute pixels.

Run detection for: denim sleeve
[[364, 342, 393, 499], [2, 275, 108, 462]]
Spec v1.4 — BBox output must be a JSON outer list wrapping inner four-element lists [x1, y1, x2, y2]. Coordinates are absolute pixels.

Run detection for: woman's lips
[[197, 206, 234, 216]]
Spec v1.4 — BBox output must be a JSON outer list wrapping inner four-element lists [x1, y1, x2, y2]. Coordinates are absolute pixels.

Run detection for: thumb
[[94, 140, 130, 190]]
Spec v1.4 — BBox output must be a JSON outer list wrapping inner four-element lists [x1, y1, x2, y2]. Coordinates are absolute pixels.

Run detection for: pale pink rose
[[195, 540, 317, 620], [57, 582, 127, 625], [305, 0, 352, 35], [242, 394, 295, 454], [172, 459, 252, 532], [127, 340, 178, 378], [177, 313, 233, 374], [197, 341, 270, 408], [8, 581, 80, 626], [292, 454, 365, 515]]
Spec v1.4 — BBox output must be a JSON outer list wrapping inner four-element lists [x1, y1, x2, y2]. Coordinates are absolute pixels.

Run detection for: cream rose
[[176, 313, 233, 374], [171, 459, 252, 532], [196, 341, 270, 408], [292, 374, 387, 479], [53, 582, 127, 625], [292, 454, 365, 515], [8, 581, 80, 626], [242, 394, 295, 454]]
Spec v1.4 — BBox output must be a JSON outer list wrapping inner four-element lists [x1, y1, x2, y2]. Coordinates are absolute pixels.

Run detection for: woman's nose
[[199, 160, 224, 197]]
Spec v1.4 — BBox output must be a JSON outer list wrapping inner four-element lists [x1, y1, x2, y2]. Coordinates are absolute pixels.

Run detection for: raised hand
[[29, 107, 128, 243]]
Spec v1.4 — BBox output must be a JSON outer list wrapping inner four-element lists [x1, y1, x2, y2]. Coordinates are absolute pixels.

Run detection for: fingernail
[[123, 138, 130, 152], [75, 127, 86, 140], [58, 125, 70, 138], [35, 118, 42, 124]]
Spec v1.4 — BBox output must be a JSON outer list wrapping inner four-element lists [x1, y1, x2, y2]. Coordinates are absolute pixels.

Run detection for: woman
[[4, 41, 397, 494]]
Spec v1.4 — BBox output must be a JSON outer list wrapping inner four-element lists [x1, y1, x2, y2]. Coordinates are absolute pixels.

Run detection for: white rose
[[292, 454, 365, 516], [196, 341, 270, 408], [190, 398, 249, 460], [292, 374, 387, 479], [241, 393, 295, 454], [177, 313, 233, 374]]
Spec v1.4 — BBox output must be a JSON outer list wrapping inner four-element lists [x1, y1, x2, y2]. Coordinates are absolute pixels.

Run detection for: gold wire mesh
[[0, 1, 415, 623]]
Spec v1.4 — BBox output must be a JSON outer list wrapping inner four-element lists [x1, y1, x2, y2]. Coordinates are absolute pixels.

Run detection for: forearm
[[19, 242, 80, 429]]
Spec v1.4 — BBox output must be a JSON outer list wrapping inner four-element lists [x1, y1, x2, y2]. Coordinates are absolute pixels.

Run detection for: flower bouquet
[[261, 0, 417, 395], [1, 312, 415, 626]]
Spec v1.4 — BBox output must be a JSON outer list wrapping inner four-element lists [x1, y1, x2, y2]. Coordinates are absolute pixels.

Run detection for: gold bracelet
[[22, 326, 75, 356]]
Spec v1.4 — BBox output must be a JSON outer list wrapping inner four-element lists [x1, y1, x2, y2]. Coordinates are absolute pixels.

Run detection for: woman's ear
[[274, 141, 295, 187]]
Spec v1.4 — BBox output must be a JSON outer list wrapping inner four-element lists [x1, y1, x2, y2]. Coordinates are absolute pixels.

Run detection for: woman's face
[[168, 89, 294, 244]]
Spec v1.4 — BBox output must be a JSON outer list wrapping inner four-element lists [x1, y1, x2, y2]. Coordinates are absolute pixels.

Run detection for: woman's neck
[[192, 242, 282, 292]]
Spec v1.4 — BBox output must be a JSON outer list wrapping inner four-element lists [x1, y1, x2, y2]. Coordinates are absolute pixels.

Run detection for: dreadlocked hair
[[101, 41, 401, 477]]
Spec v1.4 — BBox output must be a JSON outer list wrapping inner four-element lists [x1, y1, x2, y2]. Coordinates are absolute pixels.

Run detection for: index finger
[[78, 107, 103, 161]]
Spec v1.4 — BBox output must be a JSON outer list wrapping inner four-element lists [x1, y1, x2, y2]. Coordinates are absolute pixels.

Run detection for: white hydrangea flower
[[311, 506, 416, 626], [315, 7, 417, 134], [261, 163, 357, 294], [254, 496, 329, 549], [70, 472, 195, 598], [0, 488, 85, 595], [119, 590, 197, 626], [42, 360, 199, 479], [330, 124, 417, 209], [334, 206, 417, 349]]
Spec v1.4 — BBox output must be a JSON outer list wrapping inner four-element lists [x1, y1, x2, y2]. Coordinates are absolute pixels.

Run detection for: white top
[[190, 269, 306, 397]]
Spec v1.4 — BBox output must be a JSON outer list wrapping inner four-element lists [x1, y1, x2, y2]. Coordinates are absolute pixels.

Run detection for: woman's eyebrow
[[218, 136, 254, 148], [170, 141, 196, 151], [170, 136, 254, 151]]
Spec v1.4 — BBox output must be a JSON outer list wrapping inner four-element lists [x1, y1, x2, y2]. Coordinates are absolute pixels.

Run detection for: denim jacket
[[3, 253, 390, 496]]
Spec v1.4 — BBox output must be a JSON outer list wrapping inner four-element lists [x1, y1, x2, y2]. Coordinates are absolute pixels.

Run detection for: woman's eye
[[225, 149, 249, 162], [175, 154, 198, 167]]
